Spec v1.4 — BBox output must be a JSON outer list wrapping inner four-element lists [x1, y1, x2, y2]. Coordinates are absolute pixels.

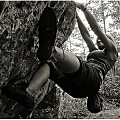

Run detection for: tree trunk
[[0, 1, 76, 118]]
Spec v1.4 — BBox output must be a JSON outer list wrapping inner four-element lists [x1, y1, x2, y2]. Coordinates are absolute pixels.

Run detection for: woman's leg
[[53, 46, 81, 73], [26, 45, 81, 96], [26, 63, 50, 96]]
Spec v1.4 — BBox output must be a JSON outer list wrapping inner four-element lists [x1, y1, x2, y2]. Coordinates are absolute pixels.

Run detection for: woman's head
[[96, 34, 114, 50]]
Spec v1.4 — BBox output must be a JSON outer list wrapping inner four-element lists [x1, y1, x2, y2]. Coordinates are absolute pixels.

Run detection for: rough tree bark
[[0, 1, 76, 118]]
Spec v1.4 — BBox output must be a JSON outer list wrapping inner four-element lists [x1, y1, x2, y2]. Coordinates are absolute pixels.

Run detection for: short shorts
[[49, 56, 103, 98]]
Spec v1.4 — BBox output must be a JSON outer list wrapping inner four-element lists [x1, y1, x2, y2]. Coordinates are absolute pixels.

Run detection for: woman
[[2, 3, 118, 113]]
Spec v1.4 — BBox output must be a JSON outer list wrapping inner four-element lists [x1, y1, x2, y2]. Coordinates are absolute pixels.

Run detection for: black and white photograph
[[0, 0, 120, 119]]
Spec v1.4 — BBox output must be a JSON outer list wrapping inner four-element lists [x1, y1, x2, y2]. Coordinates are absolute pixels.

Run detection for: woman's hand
[[75, 2, 86, 11]]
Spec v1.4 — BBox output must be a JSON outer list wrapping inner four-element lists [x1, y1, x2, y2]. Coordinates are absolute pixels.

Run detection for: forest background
[[58, 0, 120, 118]]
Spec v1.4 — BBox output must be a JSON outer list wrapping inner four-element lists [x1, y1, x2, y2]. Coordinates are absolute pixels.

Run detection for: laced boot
[[37, 7, 57, 62], [1, 82, 34, 109]]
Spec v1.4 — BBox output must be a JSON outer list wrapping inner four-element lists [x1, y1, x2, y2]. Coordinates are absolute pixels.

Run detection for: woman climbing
[[1, 3, 118, 113]]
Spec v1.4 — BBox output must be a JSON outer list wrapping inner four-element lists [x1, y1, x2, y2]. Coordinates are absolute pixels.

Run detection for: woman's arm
[[76, 12, 97, 52], [76, 2, 117, 53]]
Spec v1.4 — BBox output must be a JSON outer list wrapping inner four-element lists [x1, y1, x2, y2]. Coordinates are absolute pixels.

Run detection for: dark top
[[87, 50, 118, 78]]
